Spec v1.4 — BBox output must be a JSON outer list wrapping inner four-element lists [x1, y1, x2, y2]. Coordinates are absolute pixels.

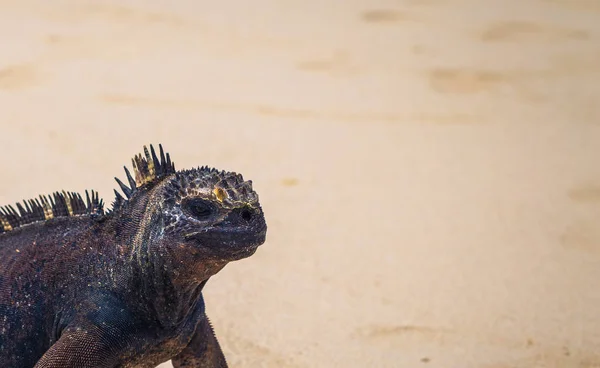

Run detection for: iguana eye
[[182, 198, 214, 220]]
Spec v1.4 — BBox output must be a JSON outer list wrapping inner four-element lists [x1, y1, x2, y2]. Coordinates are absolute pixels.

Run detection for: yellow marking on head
[[63, 190, 74, 216], [213, 187, 228, 202]]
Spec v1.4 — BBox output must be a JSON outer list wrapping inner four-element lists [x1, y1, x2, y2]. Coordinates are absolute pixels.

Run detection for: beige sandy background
[[0, 0, 599, 367]]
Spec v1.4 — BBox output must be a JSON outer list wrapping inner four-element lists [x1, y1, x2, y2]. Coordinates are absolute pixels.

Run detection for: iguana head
[[113, 144, 267, 262], [161, 167, 266, 260]]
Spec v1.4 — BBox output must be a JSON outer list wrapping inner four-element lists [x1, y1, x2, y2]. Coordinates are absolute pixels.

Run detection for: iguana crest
[[111, 144, 176, 210], [0, 144, 174, 234], [0, 190, 103, 234], [0, 144, 259, 236]]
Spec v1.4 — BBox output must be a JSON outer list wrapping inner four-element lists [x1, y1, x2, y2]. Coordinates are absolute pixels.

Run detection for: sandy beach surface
[[0, 0, 599, 367]]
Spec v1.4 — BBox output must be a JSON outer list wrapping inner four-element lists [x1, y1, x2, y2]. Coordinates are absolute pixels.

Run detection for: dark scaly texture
[[0, 144, 267, 368]]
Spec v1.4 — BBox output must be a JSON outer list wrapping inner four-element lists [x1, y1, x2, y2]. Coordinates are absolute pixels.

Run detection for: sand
[[0, 0, 599, 367]]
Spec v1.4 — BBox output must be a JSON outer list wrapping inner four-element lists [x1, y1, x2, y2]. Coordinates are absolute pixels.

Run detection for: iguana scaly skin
[[0, 144, 267, 367]]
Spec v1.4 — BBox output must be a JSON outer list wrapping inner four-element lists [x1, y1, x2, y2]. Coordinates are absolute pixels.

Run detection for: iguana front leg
[[172, 314, 228, 368], [34, 294, 137, 368], [33, 323, 124, 368]]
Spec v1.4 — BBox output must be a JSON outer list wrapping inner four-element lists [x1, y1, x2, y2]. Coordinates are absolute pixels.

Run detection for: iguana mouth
[[184, 225, 266, 252], [183, 230, 265, 261]]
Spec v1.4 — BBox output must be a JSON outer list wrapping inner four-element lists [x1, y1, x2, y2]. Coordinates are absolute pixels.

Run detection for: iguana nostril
[[241, 209, 252, 221]]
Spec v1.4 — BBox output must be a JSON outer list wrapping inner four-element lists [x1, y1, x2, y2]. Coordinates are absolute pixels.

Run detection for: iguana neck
[[145, 241, 228, 326]]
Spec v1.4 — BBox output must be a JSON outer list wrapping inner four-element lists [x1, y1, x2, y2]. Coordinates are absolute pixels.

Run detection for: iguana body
[[0, 145, 267, 367]]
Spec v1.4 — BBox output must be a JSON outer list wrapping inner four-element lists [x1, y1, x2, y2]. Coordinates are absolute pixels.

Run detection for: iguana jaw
[[183, 206, 267, 261]]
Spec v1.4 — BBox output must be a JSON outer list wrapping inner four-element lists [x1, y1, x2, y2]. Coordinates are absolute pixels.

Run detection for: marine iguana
[[0, 144, 267, 367]]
